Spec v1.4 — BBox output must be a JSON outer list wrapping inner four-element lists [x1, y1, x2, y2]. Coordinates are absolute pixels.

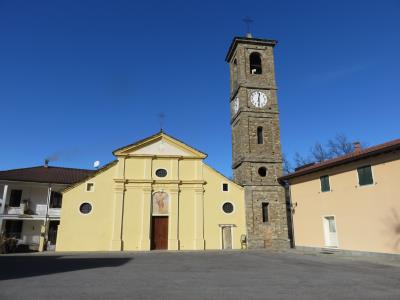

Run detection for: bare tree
[[288, 134, 364, 172], [282, 154, 293, 175], [293, 152, 312, 168], [327, 134, 354, 156], [311, 142, 332, 162]]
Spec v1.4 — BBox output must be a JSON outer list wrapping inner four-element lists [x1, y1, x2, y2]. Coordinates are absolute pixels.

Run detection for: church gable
[[113, 131, 207, 158]]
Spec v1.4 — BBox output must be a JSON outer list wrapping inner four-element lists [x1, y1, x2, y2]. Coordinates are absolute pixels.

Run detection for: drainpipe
[[286, 181, 296, 248], [42, 185, 52, 251]]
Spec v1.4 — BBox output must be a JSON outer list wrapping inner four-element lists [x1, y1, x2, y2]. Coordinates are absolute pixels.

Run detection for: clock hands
[[257, 92, 261, 107]]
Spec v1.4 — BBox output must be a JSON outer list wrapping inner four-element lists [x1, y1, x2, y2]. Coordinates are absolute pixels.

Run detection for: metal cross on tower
[[242, 16, 254, 38]]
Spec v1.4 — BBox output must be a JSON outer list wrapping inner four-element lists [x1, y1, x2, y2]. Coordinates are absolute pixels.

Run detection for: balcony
[[3, 203, 61, 218]]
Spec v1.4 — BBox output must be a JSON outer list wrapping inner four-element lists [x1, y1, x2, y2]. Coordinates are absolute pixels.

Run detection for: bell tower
[[226, 36, 289, 249]]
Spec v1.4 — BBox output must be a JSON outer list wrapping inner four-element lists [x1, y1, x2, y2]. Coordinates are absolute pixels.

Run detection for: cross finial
[[242, 16, 253, 38], [158, 112, 165, 132]]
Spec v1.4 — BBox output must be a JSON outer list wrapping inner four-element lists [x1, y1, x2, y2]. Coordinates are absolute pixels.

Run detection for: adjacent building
[[0, 165, 93, 252], [279, 139, 400, 255]]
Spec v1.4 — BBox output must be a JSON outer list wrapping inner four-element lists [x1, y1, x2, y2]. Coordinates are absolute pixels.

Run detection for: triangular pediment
[[112, 132, 207, 158]]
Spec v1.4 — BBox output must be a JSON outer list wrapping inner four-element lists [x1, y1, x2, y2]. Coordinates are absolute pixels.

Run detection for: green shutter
[[320, 175, 330, 192], [357, 166, 373, 186]]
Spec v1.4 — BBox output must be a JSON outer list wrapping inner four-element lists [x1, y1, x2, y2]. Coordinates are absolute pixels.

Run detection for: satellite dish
[[93, 160, 100, 169]]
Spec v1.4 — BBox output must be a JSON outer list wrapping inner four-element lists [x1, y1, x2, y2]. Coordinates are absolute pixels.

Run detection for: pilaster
[[140, 186, 152, 250], [0, 184, 8, 214], [168, 187, 180, 250], [193, 187, 205, 250], [110, 180, 125, 251]]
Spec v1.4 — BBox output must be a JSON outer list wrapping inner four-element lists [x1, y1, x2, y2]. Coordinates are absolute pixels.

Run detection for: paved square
[[0, 250, 399, 299]]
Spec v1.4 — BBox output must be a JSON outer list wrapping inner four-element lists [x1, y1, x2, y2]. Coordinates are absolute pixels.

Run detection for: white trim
[[219, 224, 236, 250], [320, 175, 331, 193], [154, 169, 168, 178], [322, 215, 339, 248], [85, 182, 95, 192], [356, 165, 376, 188], [78, 201, 93, 215], [221, 201, 235, 215], [221, 182, 229, 192]]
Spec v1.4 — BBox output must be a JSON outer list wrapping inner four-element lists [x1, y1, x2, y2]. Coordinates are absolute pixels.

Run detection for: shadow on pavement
[[0, 255, 132, 281]]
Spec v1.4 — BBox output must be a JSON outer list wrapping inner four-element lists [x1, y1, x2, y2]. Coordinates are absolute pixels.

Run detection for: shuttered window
[[320, 175, 330, 192], [357, 165, 373, 186]]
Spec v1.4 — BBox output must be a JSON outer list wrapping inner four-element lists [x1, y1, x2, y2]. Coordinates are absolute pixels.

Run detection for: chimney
[[353, 141, 362, 152], [44, 159, 49, 168]]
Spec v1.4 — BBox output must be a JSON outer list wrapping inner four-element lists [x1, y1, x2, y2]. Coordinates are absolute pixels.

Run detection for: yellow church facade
[[56, 132, 247, 251]]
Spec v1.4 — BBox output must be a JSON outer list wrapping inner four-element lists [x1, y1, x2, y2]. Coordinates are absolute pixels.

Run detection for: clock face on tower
[[250, 91, 268, 108], [233, 97, 239, 114]]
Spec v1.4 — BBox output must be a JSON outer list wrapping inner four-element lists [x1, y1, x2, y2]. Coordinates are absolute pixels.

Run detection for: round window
[[258, 167, 267, 177], [222, 202, 234, 214], [79, 202, 92, 214], [155, 169, 167, 177]]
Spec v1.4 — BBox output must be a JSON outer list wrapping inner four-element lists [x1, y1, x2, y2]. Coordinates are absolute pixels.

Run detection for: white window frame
[[221, 201, 235, 215], [78, 201, 93, 216], [322, 215, 339, 248], [356, 165, 375, 188]]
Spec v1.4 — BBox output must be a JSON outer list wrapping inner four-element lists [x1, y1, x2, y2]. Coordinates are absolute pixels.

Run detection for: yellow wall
[[56, 163, 117, 251], [57, 134, 246, 252], [203, 165, 246, 250], [290, 152, 400, 254]]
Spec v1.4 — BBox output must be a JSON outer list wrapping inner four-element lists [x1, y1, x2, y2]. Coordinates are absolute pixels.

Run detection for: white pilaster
[[0, 184, 8, 215]]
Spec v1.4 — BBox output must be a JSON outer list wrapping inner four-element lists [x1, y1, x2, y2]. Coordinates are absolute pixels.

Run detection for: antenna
[[158, 112, 165, 132], [242, 16, 254, 38], [93, 160, 100, 169]]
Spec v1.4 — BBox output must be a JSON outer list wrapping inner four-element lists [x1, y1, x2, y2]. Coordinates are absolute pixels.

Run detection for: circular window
[[222, 202, 234, 214], [155, 169, 167, 177], [79, 203, 92, 214], [258, 167, 267, 177]]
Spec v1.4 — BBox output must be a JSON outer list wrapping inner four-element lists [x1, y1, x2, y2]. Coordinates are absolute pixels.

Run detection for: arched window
[[257, 126, 263, 144], [249, 52, 262, 74]]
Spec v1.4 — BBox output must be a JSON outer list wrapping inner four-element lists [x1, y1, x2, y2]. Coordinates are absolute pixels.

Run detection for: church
[[56, 35, 290, 251]]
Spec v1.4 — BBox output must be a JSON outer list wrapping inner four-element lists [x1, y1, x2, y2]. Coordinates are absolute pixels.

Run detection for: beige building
[[280, 139, 400, 255]]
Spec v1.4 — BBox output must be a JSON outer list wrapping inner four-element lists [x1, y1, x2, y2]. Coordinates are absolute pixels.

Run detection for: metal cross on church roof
[[158, 112, 165, 132]]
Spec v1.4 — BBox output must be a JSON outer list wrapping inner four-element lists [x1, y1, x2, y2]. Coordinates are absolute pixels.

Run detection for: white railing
[[34, 204, 61, 217], [35, 204, 47, 216], [48, 208, 61, 217], [6, 206, 24, 215], [3, 203, 61, 217]]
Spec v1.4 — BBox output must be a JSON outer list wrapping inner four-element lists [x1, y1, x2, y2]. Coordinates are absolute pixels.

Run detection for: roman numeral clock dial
[[250, 91, 268, 108]]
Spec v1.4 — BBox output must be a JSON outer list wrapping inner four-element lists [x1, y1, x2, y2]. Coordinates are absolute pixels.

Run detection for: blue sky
[[0, 0, 399, 176]]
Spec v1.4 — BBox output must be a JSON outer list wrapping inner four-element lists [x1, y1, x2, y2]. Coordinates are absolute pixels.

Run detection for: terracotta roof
[[0, 166, 95, 184], [279, 138, 400, 183]]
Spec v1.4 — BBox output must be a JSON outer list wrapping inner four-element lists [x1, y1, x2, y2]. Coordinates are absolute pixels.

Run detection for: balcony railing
[[3, 203, 60, 217]]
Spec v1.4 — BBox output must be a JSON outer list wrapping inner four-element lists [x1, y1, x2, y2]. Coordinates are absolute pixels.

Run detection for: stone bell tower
[[225, 36, 289, 249]]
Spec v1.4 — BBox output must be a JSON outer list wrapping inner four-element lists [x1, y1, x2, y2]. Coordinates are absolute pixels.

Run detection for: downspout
[[286, 181, 296, 248], [43, 184, 52, 251]]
